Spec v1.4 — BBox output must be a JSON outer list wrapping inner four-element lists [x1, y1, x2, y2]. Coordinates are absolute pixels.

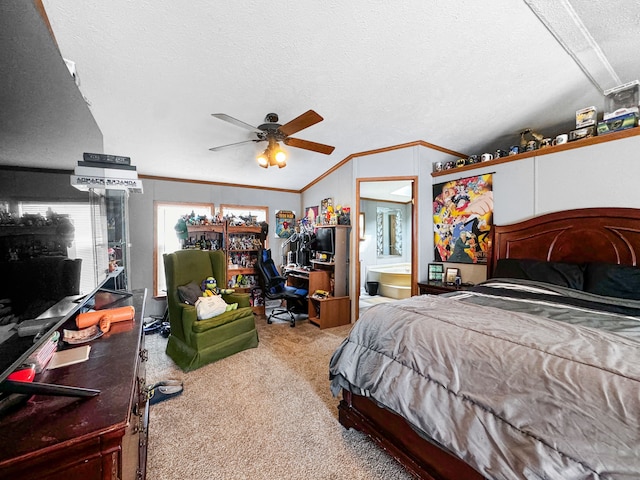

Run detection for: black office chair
[[257, 249, 308, 327]]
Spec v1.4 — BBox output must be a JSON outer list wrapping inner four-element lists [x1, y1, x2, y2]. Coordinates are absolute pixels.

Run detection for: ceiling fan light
[[275, 149, 286, 165], [257, 151, 269, 168], [277, 160, 286, 168]]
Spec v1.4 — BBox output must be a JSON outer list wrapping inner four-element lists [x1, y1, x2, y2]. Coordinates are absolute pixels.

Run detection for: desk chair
[[257, 249, 307, 327]]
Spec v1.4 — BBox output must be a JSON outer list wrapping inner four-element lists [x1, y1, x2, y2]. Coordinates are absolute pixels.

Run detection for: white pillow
[[195, 295, 228, 320]]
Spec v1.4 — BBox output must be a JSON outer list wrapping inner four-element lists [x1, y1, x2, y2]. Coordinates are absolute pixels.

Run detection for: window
[[154, 202, 213, 297], [220, 204, 268, 246], [19, 200, 105, 294], [220, 204, 268, 224], [153, 203, 268, 297]]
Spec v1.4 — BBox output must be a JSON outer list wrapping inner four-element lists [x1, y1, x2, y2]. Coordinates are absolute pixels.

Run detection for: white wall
[[302, 163, 354, 220], [535, 136, 640, 212]]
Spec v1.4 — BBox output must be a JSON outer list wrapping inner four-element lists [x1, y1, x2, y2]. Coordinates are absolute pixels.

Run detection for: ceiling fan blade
[[278, 110, 323, 136], [209, 139, 262, 151], [211, 113, 263, 134], [284, 137, 335, 155]]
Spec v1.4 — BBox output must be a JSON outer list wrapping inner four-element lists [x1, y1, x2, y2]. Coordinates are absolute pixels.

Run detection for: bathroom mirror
[[376, 206, 402, 256]]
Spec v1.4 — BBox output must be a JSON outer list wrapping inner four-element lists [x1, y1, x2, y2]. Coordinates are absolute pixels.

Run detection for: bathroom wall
[[360, 199, 411, 293]]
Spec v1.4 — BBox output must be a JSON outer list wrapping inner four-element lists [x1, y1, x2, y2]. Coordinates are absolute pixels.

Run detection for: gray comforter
[[329, 282, 640, 479]]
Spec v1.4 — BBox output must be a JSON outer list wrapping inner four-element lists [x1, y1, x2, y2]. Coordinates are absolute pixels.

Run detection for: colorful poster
[[304, 206, 319, 225], [320, 198, 333, 224], [433, 174, 493, 264], [275, 210, 295, 238]]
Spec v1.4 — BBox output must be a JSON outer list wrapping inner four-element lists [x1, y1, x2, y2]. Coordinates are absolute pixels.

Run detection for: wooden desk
[[0, 289, 149, 480], [309, 295, 350, 329], [285, 267, 331, 306], [285, 267, 350, 328]]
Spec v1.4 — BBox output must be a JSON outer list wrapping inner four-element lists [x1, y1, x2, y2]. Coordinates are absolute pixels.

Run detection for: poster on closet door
[[432, 174, 493, 264], [275, 210, 295, 238]]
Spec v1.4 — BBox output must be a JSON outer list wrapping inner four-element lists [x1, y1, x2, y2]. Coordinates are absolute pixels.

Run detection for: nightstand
[[417, 281, 471, 295]]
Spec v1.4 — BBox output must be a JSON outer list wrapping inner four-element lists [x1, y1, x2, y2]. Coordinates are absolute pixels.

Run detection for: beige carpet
[[144, 315, 413, 480]]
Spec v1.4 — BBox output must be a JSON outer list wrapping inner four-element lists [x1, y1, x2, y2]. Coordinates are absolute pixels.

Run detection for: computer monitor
[[314, 227, 335, 255]]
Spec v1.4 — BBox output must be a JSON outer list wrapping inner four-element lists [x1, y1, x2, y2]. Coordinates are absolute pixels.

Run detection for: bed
[[330, 208, 640, 480]]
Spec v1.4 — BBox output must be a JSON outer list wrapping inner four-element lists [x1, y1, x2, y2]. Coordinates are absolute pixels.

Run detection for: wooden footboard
[[338, 390, 484, 480]]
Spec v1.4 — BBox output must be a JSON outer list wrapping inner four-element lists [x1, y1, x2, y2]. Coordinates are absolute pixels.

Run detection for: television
[[314, 227, 335, 255], [0, 272, 128, 398]]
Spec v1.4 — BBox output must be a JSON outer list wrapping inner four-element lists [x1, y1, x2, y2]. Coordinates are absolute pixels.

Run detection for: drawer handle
[[132, 402, 146, 418]]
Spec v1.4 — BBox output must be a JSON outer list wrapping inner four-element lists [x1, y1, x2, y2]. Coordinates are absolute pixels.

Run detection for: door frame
[[355, 176, 418, 320]]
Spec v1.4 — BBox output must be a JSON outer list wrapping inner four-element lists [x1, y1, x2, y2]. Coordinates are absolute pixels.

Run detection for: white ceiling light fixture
[[524, 0, 622, 92]]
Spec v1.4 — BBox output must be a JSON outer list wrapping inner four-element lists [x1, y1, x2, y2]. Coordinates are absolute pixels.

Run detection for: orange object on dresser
[[76, 306, 135, 333]]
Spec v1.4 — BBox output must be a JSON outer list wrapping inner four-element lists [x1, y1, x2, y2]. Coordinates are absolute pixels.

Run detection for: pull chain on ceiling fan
[[209, 110, 335, 169]]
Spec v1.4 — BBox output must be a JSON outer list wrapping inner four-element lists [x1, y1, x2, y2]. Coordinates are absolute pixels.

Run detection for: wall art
[[432, 174, 493, 264], [275, 210, 295, 238]]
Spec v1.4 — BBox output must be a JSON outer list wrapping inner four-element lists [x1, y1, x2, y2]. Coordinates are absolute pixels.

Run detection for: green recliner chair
[[163, 249, 258, 371]]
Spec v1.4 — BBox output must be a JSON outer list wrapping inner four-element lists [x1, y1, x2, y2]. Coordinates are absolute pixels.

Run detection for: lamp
[[257, 137, 287, 169], [257, 151, 269, 168]]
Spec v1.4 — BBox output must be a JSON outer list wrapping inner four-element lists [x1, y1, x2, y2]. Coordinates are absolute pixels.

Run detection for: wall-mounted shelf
[[432, 127, 640, 178]]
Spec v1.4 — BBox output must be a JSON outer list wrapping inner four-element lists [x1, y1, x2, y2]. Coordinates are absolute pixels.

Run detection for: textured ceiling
[[4, 1, 640, 191]]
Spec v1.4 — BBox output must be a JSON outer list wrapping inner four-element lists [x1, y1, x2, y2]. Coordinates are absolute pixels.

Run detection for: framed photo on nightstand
[[427, 263, 444, 282], [445, 267, 460, 285]]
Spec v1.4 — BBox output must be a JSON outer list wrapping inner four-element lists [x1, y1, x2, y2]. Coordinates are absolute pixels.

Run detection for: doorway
[[355, 177, 417, 320]]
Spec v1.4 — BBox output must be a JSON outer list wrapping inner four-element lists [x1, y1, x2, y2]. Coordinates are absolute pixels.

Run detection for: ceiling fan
[[209, 110, 335, 168]]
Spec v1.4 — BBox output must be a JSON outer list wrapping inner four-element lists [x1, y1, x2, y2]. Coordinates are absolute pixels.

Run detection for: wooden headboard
[[488, 208, 640, 278]]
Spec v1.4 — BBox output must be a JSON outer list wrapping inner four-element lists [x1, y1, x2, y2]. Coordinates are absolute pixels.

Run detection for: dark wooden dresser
[[417, 281, 471, 295], [0, 289, 149, 480]]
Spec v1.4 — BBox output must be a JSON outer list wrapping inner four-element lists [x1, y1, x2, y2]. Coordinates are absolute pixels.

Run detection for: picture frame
[[427, 263, 444, 282], [320, 197, 333, 224], [274, 210, 295, 238], [445, 267, 460, 285], [304, 205, 319, 225]]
